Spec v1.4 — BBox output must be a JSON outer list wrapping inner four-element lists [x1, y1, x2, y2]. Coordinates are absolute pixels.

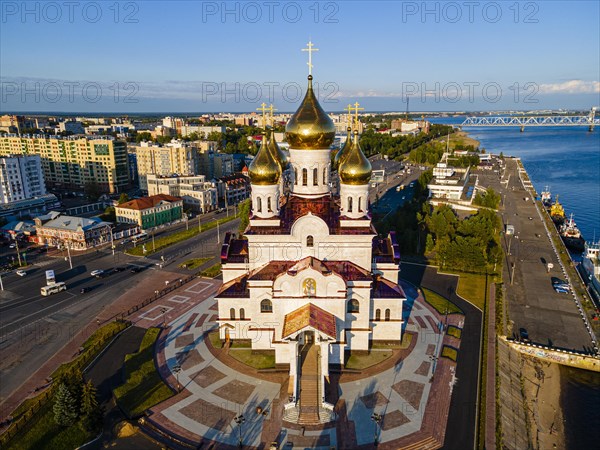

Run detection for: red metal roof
[[117, 194, 182, 211]]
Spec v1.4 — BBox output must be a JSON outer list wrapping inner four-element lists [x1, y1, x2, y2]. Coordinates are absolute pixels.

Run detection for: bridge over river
[[461, 107, 598, 131]]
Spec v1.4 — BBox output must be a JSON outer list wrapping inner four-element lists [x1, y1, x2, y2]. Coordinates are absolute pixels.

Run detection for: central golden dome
[[248, 135, 281, 185], [285, 75, 336, 149], [339, 131, 372, 185]]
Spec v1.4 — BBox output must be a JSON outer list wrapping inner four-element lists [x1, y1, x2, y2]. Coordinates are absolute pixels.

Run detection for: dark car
[[130, 266, 142, 273], [114, 266, 127, 272], [80, 287, 91, 294], [519, 328, 529, 341]]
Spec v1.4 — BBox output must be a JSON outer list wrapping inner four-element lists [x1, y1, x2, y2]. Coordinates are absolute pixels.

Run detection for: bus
[[41, 282, 67, 296], [131, 232, 148, 243]]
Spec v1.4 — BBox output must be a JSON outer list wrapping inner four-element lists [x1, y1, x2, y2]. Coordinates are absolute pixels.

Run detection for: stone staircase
[[298, 345, 320, 425]]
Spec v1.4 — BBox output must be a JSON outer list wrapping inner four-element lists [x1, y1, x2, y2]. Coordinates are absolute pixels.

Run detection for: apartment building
[[0, 135, 130, 193], [147, 174, 217, 213], [0, 154, 46, 203], [115, 194, 183, 229]]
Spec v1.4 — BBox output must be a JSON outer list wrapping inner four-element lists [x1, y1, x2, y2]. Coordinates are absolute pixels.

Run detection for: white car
[[16, 269, 26, 276], [90, 269, 104, 277]]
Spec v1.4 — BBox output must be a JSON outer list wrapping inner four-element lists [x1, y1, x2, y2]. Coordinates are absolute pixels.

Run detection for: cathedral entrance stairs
[[298, 344, 320, 425]]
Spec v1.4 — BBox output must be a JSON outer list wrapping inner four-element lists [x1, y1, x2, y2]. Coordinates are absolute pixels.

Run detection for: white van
[[41, 282, 67, 296]]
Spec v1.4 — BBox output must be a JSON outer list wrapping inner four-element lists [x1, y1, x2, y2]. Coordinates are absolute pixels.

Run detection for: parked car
[[9, 244, 16, 249], [90, 269, 104, 278], [519, 328, 530, 341], [554, 285, 570, 294], [114, 266, 127, 272], [16, 269, 26, 276]]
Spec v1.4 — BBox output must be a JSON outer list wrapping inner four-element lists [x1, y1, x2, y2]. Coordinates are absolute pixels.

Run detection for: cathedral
[[216, 54, 405, 419]]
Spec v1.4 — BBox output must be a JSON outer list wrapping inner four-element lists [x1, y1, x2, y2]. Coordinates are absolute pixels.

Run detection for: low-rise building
[[115, 194, 183, 229], [427, 153, 472, 200], [35, 213, 112, 250], [0, 194, 60, 219], [146, 174, 217, 214], [217, 173, 250, 207]]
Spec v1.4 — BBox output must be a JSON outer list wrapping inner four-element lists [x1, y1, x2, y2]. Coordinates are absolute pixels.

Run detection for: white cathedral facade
[[216, 70, 405, 420]]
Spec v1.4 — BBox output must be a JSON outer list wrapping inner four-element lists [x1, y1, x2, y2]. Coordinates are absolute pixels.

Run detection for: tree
[[84, 182, 102, 201], [101, 206, 116, 222], [135, 132, 152, 143], [238, 199, 251, 233], [80, 380, 103, 433], [118, 193, 130, 204], [53, 383, 79, 426]]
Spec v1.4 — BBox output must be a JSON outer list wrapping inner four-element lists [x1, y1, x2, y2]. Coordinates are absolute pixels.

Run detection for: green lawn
[[178, 257, 211, 270], [345, 350, 393, 370], [208, 330, 222, 349], [422, 288, 463, 314], [126, 215, 238, 256], [113, 328, 173, 418], [228, 350, 275, 369], [201, 263, 222, 278], [447, 325, 462, 339], [440, 271, 488, 310], [441, 346, 458, 362], [5, 402, 91, 450], [371, 333, 413, 349]]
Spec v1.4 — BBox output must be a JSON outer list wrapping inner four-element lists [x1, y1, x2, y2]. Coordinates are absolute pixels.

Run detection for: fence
[[0, 320, 131, 446]]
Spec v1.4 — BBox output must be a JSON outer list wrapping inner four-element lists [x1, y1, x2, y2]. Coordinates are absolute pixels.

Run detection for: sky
[[1, 0, 599, 113]]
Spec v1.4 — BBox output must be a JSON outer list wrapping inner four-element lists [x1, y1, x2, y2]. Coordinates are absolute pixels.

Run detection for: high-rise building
[[0, 135, 130, 193], [0, 154, 46, 203], [133, 140, 199, 191]]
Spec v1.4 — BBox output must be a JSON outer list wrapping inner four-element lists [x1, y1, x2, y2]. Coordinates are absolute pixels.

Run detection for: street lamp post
[[371, 413, 382, 446], [66, 240, 73, 269], [161, 307, 168, 327], [173, 364, 181, 392], [234, 414, 245, 448]]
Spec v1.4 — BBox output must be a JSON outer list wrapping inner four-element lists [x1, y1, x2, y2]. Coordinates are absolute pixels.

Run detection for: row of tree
[[53, 370, 103, 434]]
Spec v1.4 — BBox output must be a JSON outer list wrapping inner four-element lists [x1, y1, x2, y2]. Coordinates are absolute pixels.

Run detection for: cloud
[[537, 80, 600, 94]]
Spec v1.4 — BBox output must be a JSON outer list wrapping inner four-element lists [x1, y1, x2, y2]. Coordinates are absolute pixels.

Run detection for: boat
[[396, 185, 404, 192], [579, 240, 600, 305], [541, 186, 552, 207], [559, 213, 586, 253], [550, 194, 565, 225]]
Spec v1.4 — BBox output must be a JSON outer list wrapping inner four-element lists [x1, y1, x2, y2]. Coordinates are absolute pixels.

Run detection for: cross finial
[[302, 41, 319, 76], [268, 104, 278, 127], [344, 104, 353, 129], [351, 101, 365, 130], [256, 102, 268, 129]]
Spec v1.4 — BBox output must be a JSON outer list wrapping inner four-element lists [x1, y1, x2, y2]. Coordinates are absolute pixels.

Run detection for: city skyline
[[1, 1, 599, 112]]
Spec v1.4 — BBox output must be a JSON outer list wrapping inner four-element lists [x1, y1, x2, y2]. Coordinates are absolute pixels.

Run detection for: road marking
[[1, 292, 77, 329]]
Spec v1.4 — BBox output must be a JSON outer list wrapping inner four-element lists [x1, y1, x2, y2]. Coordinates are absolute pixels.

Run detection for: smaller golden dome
[[333, 127, 352, 171], [248, 135, 281, 185], [339, 131, 372, 185], [268, 129, 290, 169], [285, 75, 336, 149]]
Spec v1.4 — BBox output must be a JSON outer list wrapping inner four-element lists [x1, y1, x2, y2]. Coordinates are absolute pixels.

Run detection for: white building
[[58, 121, 85, 134], [147, 173, 218, 213], [0, 155, 46, 203], [427, 154, 471, 200], [216, 75, 404, 424]]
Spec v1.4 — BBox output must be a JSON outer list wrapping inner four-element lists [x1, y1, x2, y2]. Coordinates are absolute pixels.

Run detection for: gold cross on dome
[[268, 104, 278, 127], [351, 101, 365, 128], [302, 41, 319, 76], [344, 104, 353, 128], [256, 102, 268, 128]]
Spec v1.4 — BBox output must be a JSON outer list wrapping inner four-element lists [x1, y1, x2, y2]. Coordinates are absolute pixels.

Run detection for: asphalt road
[[400, 263, 482, 450], [0, 217, 237, 405]]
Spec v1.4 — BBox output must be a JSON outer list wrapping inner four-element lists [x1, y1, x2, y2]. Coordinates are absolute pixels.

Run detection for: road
[[0, 217, 238, 406], [491, 158, 594, 351]]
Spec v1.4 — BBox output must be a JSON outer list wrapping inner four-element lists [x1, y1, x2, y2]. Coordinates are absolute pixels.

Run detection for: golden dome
[[333, 127, 352, 170], [339, 131, 372, 185], [285, 75, 336, 149], [268, 129, 290, 169], [248, 135, 281, 185]]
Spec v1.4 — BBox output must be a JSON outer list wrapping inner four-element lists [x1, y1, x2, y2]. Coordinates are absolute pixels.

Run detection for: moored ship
[[579, 240, 600, 305], [550, 194, 565, 225], [560, 214, 586, 253], [541, 186, 552, 207]]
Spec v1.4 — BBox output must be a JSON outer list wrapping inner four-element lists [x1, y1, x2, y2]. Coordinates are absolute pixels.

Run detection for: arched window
[[302, 168, 308, 186], [347, 299, 360, 313], [256, 197, 262, 213], [375, 309, 381, 321], [323, 167, 327, 184], [240, 308, 245, 320], [385, 309, 391, 321], [261, 299, 273, 313], [295, 168, 298, 185], [358, 197, 362, 212], [348, 196, 353, 212], [313, 168, 318, 186], [267, 197, 272, 212], [230, 308, 236, 319], [307, 235, 314, 247]]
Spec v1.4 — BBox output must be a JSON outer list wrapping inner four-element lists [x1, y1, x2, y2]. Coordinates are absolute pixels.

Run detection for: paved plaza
[[138, 279, 466, 449]]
